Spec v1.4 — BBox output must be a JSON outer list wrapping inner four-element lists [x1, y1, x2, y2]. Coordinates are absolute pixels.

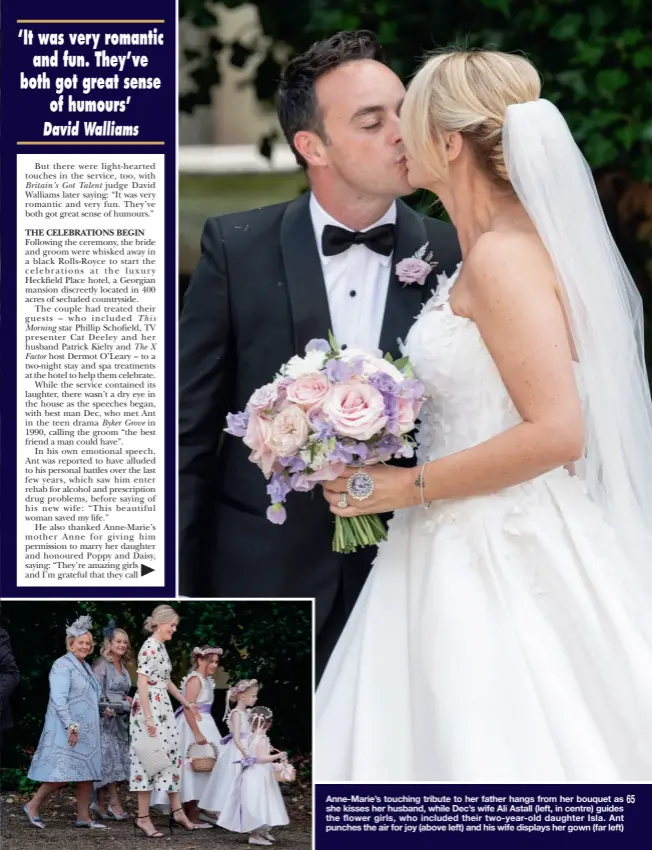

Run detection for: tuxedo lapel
[[378, 200, 434, 358], [280, 193, 333, 356]]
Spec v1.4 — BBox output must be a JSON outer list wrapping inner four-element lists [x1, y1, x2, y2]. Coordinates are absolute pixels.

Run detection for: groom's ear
[[294, 130, 328, 169]]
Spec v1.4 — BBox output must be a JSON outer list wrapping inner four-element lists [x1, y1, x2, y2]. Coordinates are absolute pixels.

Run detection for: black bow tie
[[321, 223, 395, 258]]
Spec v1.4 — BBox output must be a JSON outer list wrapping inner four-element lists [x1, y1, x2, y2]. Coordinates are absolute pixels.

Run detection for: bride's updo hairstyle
[[402, 48, 541, 185]]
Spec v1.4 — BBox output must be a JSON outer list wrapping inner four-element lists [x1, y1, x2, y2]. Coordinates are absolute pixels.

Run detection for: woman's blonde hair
[[402, 48, 541, 184], [100, 628, 133, 664], [66, 632, 95, 652], [144, 604, 179, 633]]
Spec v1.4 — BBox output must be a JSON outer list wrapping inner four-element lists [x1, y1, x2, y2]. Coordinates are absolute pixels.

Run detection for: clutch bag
[[99, 700, 130, 716], [133, 731, 173, 778]]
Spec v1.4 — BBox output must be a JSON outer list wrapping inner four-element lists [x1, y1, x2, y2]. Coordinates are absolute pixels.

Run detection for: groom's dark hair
[[277, 30, 387, 169]]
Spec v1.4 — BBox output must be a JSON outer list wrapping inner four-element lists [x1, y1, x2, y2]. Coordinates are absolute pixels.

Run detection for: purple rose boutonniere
[[395, 241, 438, 286]]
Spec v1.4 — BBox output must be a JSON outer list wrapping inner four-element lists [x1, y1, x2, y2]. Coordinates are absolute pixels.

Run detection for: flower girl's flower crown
[[191, 645, 223, 658], [223, 678, 261, 720]]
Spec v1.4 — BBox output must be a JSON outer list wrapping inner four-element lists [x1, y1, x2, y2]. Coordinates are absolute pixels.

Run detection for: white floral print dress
[[129, 636, 182, 792]]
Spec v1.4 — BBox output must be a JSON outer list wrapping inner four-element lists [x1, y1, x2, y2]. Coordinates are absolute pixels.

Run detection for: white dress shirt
[[309, 194, 396, 352]]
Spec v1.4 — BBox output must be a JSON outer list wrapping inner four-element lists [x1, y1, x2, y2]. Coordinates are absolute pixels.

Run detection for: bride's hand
[[322, 466, 417, 516]]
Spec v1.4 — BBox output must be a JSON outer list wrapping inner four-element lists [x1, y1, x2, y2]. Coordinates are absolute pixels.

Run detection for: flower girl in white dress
[[151, 645, 223, 826], [218, 706, 290, 846], [198, 678, 258, 816]]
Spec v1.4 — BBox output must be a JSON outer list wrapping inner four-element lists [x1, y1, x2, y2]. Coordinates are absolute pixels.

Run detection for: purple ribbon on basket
[[174, 701, 212, 719]]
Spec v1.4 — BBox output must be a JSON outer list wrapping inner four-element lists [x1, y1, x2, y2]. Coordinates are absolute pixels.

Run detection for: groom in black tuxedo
[[179, 30, 461, 679]]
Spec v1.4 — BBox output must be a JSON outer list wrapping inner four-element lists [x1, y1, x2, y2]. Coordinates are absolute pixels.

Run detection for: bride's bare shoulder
[[464, 230, 556, 299]]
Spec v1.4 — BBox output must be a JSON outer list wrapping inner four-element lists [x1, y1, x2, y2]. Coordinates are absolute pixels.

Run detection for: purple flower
[[395, 440, 415, 459], [368, 372, 399, 395], [266, 473, 291, 503], [325, 358, 353, 383], [248, 381, 278, 411], [225, 410, 250, 437], [383, 393, 399, 434], [399, 378, 425, 400], [290, 472, 317, 492], [280, 454, 308, 474], [328, 440, 357, 464], [348, 356, 366, 376], [376, 433, 403, 460], [266, 503, 287, 525], [395, 257, 433, 286], [352, 442, 373, 462], [308, 410, 336, 442], [305, 338, 331, 354]]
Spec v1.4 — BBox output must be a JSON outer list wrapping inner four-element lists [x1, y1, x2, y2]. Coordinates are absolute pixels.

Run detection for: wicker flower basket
[[186, 741, 219, 773], [273, 758, 296, 783]]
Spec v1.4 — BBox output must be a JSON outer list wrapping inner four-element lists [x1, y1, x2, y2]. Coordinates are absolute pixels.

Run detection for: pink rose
[[322, 382, 387, 440], [248, 381, 279, 411], [396, 396, 418, 434], [395, 257, 432, 285], [270, 404, 310, 456], [286, 372, 330, 411], [244, 411, 277, 477]]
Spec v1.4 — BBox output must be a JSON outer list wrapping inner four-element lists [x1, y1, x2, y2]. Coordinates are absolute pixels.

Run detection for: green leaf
[[633, 47, 652, 69], [595, 69, 630, 96], [480, 0, 511, 17], [556, 70, 588, 99], [549, 14, 583, 40], [584, 133, 618, 168], [587, 6, 612, 31], [574, 40, 605, 67], [384, 351, 395, 362], [328, 329, 340, 353], [615, 124, 641, 151], [619, 28, 644, 47], [378, 22, 397, 44]]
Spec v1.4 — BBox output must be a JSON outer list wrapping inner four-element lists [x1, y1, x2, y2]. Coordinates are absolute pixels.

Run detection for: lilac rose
[[395, 257, 432, 285]]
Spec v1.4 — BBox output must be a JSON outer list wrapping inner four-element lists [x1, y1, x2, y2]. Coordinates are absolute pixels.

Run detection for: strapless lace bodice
[[403, 266, 582, 464]]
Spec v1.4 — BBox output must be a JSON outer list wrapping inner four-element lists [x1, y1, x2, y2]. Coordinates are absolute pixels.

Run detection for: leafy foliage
[[0, 601, 311, 784]]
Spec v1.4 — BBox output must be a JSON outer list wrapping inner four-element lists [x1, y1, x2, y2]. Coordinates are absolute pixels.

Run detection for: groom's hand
[[322, 466, 417, 517]]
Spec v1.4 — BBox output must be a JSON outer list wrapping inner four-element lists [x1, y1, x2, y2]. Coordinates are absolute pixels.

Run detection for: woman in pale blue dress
[[23, 615, 106, 830]]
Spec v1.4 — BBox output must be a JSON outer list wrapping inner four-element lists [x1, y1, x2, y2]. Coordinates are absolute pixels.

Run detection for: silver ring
[[346, 470, 375, 501], [338, 493, 348, 509]]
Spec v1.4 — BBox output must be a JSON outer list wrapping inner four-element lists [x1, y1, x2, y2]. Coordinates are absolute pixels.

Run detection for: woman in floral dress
[[129, 605, 201, 837]]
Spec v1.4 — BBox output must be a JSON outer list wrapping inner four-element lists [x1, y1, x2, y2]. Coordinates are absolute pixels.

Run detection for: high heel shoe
[[90, 802, 111, 820], [108, 805, 131, 821], [133, 815, 164, 838], [169, 808, 200, 834]]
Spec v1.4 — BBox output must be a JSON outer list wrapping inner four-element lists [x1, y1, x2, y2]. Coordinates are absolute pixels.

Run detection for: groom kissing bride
[[178, 29, 461, 679], [182, 27, 652, 781]]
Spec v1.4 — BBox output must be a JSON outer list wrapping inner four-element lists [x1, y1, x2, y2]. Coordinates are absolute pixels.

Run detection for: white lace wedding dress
[[315, 266, 652, 782]]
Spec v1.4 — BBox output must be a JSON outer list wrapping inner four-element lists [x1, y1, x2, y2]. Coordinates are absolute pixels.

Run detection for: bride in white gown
[[315, 48, 652, 782]]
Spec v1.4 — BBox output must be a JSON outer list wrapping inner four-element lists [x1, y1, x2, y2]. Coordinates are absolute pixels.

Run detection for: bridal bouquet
[[225, 334, 424, 553]]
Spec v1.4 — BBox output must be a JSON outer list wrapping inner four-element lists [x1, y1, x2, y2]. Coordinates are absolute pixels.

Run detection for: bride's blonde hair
[[402, 48, 541, 184]]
